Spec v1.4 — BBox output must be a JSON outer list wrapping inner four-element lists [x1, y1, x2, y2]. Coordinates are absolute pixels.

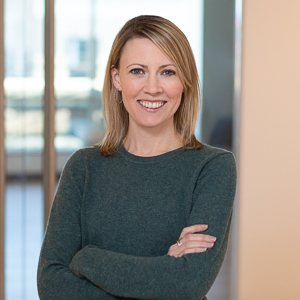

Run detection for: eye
[[130, 68, 144, 75], [162, 69, 176, 76]]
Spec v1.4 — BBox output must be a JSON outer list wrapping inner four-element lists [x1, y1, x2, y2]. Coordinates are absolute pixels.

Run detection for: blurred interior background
[[1, 0, 300, 300], [2, 1, 231, 299]]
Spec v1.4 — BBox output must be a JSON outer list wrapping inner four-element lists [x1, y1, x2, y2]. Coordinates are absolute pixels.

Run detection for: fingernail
[[201, 225, 208, 228], [203, 248, 207, 251], [207, 243, 214, 247], [210, 237, 217, 242]]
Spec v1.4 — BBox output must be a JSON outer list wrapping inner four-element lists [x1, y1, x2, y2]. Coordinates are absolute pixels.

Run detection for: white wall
[[237, 0, 300, 298]]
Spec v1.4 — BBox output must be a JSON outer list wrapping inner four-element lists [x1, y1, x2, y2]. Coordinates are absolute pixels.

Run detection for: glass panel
[[55, 0, 93, 173], [201, 0, 235, 152], [202, 2, 236, 299], [55, 0, 204, 171], [4, 0, 44, 299]]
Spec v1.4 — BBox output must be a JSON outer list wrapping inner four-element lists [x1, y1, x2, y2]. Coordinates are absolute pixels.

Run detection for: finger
[[183, 240, 214, 249], [168, 241, 214, 257], [183, 233, 217, 243], [180, 224, 208, 237], [176, 237, 183, 247], [169, 244, 179, 252], [179, 247, 208, 257], [169, 239, 214, 255], [167, 244, 182, 257]]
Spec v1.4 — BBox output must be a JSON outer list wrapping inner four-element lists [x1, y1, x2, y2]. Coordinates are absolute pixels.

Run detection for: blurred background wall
[[1, 0, 300, 299], [235, 0, 300, 298]]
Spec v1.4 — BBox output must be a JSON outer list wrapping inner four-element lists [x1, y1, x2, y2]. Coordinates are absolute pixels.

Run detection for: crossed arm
[[37, 152, 236, 300]]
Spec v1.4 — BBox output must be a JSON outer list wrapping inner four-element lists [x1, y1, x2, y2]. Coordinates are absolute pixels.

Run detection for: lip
[[137, 100, 166, 112]]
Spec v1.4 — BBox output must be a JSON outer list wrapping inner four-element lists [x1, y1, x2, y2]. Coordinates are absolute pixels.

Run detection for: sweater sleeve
[[37, 150, 120, 300], [68, 152, 237, 300]]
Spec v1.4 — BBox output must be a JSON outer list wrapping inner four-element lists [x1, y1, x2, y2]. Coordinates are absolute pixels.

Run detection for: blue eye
[[130, 69, 144, 75], [162, 70, 176, 76]]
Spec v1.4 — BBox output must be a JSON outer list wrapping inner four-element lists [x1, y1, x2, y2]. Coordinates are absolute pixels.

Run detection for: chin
[[141, 118, 169, 127], [131, 115, 174, 131]]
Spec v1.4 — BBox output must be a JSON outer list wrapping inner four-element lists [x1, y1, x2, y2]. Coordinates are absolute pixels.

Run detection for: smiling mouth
[[138, 100, 166, 109]]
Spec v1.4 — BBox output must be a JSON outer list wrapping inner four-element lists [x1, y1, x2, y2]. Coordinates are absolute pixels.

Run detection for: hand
[[167, 224, 216, 258]]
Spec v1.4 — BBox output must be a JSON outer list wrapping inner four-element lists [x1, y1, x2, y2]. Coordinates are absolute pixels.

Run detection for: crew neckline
[[118, 145, 184, 164]]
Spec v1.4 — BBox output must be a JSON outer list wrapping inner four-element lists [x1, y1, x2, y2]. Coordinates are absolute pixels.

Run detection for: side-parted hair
[[99, 15, 202, 156]]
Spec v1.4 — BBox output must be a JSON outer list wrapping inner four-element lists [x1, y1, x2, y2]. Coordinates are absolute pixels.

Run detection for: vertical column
[[202, 0, 235, 146], [238, 0, 300, 298], [203, 1, 235, 299], [44, 0, 56, 230], [0, 0, 5, 298], [231, 1, 243, 299]]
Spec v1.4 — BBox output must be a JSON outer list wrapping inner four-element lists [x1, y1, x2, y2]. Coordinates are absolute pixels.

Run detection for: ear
[[111, 68, 122, 91]]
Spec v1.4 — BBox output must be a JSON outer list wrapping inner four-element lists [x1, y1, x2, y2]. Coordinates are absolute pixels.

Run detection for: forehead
[[119, 37, 173, 66]]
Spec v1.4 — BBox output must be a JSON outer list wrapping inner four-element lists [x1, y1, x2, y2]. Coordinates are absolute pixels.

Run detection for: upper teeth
[[139, 101, 164, 108]]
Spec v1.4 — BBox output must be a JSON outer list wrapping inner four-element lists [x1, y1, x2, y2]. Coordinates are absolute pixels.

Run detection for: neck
[[123, 123, 182, 157]]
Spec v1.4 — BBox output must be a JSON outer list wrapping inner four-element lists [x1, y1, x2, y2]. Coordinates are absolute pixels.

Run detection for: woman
[[37, 15, 236, 300]]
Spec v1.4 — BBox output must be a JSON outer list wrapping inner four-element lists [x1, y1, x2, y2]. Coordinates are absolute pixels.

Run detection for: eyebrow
[[126, 63, 176, 69]]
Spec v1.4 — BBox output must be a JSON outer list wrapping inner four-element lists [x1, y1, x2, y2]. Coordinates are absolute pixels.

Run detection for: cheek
[[121, 80, 141, 99], [166, 83, 184, 100]]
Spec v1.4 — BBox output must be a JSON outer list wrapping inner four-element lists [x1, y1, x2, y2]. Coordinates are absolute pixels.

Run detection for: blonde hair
[[99, 15, 202, 155]]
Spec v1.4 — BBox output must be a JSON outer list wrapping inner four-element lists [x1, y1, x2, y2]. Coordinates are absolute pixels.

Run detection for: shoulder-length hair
[[99, 15, 202, 156]]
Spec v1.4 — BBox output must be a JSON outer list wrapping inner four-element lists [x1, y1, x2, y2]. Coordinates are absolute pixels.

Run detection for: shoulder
[[182, 145, 237, 192], [189, 145, 237, 203], [183, 144, 236, 168], [66, 146, 104, 163], [58, 147, 106, 191], [61, 146, 105, 174], [197, 145, 237, 187]]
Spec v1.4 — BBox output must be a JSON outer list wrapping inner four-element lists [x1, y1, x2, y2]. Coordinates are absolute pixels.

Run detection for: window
[[1, 1, 204, 299]]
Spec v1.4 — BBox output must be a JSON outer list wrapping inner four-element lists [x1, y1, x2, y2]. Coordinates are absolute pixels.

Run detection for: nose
[[143, 73, 163, 95]]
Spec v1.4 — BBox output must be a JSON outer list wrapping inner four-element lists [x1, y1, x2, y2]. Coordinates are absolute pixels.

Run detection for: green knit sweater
[[37, 144, 236, 300]]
